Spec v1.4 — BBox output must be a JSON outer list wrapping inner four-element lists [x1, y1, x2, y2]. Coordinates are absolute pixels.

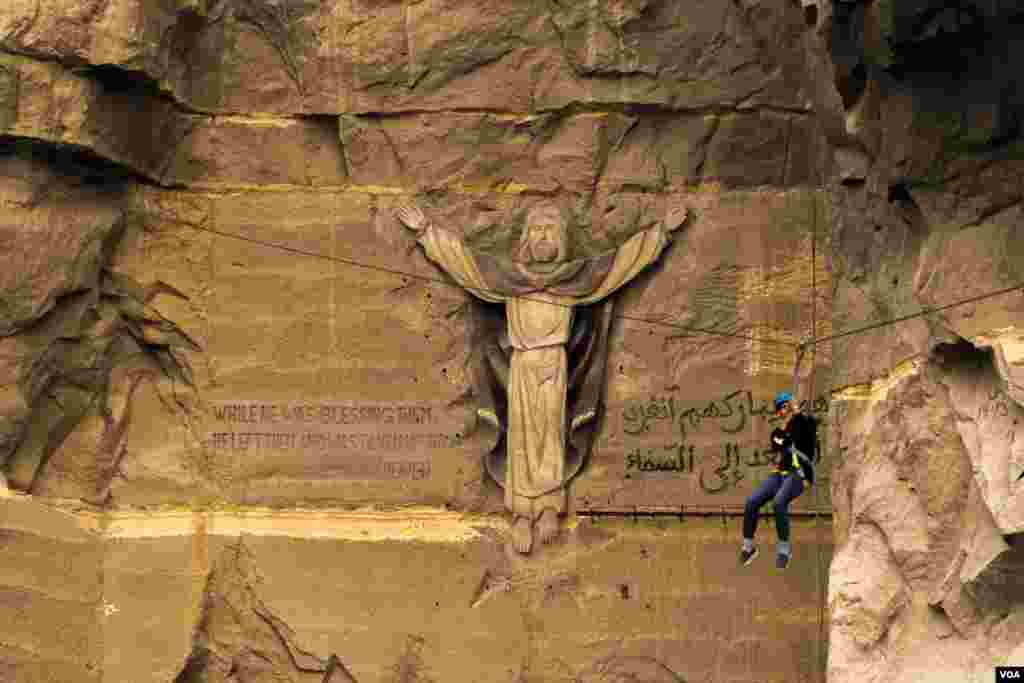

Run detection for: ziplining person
[[739, 390, 817, 570]]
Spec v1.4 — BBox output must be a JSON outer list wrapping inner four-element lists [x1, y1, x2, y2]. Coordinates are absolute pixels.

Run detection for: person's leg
[[743, 473, 782, 546], [772, 473, 805, 556]]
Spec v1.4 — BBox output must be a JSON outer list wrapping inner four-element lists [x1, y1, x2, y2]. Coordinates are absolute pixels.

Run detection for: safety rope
[[185, 223, 791, 346], [188, 62, 1016, 676], [792, 342, 808, 405], [182, 222, 1024, 351], [810, 193, 826, 683], [139, 12, 1018, 680]]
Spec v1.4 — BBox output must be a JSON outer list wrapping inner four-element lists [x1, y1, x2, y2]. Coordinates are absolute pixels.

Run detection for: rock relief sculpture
[[396, 202, 687, 553]]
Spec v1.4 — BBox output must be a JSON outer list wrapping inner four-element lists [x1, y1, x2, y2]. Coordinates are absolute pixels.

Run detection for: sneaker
[[740, 547, 759, 566], [776, 552, 790, 570]]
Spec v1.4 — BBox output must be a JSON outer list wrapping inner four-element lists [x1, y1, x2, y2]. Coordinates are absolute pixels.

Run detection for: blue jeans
[[742, 472, 804, 542]]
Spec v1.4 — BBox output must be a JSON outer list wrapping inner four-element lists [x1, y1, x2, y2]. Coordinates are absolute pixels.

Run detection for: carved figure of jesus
[[396, 202, 685, 553]]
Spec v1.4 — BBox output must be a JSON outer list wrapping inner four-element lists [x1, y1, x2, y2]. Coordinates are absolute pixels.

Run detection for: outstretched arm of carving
[[575, 207, 688, 304], [393, 204, 506, 303]]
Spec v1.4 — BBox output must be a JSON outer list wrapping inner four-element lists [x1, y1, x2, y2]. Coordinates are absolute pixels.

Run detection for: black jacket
[[769, 412, 817, 474]]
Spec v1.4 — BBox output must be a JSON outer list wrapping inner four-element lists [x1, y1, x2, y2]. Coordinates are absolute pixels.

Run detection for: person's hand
[[665, 206, 689, 232], [395, 204, 431, 233]]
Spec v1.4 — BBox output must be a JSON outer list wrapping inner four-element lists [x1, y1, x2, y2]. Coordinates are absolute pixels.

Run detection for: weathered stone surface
[[340, 111, 632, 194], [704, 112, 823, 187], [0, 150, 125, 482], [818, 3, 1024, 675], [577, 189, 835, 511], [602, 115, 714, 190], [829, 522, 908, 649], [3, 275, 199, 499], [0, 152, 124, 336], [341, 0, 810, 114], [163, 115, 348, 188], [5, 0, 1024, 680], [0, 146, 201, 501], [0, 0, 182, 70], [0, 0, 318, 115], [3, 0, 816, 115], [170, 536, 348, 682], [0, 52, 348, 188], [828, 352, 1024, 682], [340, 109, 825, 194], [0, 497, 103, 683], [0, 52, 189, 180], [93, 186, 484, 506], [938, 346, 1024, 536], [101, 533, 209, 683], [6, 503, 829, 683]]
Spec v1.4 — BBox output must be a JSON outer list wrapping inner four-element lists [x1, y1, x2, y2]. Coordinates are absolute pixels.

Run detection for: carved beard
[[517, 229, 568, 275], [530, 238, 559, 263]]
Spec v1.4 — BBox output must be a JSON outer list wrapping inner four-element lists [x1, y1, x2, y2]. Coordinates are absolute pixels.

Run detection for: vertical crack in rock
[[173, 538, 358, 683]]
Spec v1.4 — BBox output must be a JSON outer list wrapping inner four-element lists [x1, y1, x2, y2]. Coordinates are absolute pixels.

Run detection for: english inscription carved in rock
[[208, 400, 459, 481]]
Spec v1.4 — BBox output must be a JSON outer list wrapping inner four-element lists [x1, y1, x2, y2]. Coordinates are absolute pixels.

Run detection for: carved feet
[[536, 507, 559, 545], [511, 508, 561, 554], [512, 516, 533, 554]]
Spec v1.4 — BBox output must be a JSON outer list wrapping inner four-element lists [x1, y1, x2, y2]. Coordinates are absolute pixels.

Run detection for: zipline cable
[[804, 281, 1024, 348], [188, 222, 793, 346], [211, 24, 994, 676], [186, 221, 1024, 354], [189, 171, 1019, 683], [810, 196, 826, 683]]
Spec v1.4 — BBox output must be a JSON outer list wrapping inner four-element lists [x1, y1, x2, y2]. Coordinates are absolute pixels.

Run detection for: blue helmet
[[774, 391, 793, 411]]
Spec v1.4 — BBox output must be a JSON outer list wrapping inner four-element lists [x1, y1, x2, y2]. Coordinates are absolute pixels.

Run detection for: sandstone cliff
[[807, 1, 1024, 681], [0, 1, 1020, 682]]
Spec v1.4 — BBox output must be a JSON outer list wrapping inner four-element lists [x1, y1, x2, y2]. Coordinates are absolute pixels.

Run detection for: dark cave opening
[[883, 1, 990, 80], [0, 135, 134, 187], [77, 63, 165, 98], [931, 336, 992, 370]]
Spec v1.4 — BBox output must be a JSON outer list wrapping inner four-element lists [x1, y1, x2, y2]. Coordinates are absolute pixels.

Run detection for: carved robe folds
[[417, 222, 673, 520]]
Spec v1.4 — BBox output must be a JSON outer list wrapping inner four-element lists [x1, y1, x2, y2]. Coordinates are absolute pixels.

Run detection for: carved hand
[[665, 206, 690, 232], [394, 204, 431, 233]]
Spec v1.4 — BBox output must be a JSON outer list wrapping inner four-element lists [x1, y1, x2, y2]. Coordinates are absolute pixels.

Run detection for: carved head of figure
[[515, 204, 570, 265]]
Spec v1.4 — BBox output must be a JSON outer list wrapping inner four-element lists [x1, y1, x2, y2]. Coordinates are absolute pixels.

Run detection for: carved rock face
[[526, 223, 561, 263], [1, 0, 1024, 681], [523, 221, 566, 265], [515, 205, 570, 266]]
